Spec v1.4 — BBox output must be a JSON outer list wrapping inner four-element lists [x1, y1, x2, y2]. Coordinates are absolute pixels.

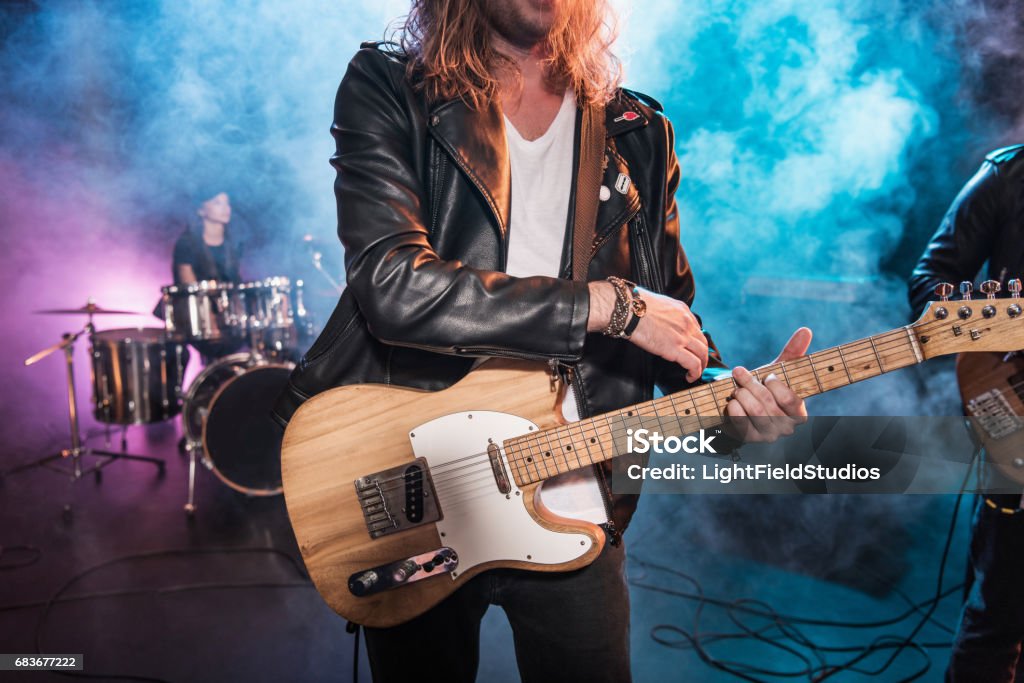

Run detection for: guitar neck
[[503, 325, 926, 486]]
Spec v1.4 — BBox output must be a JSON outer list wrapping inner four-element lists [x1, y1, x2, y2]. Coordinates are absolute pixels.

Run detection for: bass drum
[[182, 354, 293, 496]]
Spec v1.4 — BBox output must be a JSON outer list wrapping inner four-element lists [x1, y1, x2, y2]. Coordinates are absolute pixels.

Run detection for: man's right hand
[[588, 280, 709, 383]]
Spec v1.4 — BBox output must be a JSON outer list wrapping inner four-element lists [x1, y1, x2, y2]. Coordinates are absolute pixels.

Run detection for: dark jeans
[[363, 538, 631, 683], [947, 494, 1024, 683]]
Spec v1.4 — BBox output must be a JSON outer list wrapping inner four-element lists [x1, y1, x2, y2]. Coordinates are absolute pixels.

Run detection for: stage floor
[[0, 418, 966, 682]]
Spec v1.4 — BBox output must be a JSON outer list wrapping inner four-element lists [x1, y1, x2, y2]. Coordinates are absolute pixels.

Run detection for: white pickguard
[[409, 411, 594, 577]]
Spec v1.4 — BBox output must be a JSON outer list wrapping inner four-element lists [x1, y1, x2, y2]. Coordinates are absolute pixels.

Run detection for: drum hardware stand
[[21, 323, 167, 490], [101, 423, 130, 452], [310, 248, 344, 295], [183, 437, 203, 515]]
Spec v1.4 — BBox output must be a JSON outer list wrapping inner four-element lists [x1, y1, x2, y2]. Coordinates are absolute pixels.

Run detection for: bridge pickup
[[348, 547, 459, 597], [967, 389, 1024, 440], [355, 458, 442, 539]]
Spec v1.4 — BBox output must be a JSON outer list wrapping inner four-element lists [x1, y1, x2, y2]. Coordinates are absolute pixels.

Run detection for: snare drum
[[90, 328, 189, 424], [182, 354, 292, 495], [239, 277, 319, 362], [161, 280, 245, 342], [238, 277, 293, 331]]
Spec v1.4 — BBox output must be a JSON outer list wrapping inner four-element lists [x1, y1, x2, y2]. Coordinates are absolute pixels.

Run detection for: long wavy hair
[[398, 0, 622, 109]]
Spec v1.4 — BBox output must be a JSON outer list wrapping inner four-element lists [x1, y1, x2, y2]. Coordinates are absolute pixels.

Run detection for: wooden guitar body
[[280, 359, 605, 628], [957, 351, 1024, 485]]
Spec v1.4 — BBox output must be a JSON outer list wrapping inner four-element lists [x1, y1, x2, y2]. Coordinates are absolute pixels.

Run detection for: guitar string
[[367, 335, 931, 497], [372, 347, 916, 503], [507, 312, 1008, 482], [359, 332, 930, 498], [379, 325, 918, 482], [357, 308, 1014, 495]]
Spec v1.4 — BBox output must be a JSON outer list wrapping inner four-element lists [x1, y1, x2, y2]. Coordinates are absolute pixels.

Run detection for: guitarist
[[909, 143, 1024, 683], [274, 1, 809, 680]]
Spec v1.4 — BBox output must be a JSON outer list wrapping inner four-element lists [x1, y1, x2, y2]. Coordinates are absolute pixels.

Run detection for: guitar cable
[[0, 546, 313, 683], [630, 439, 981, 682]]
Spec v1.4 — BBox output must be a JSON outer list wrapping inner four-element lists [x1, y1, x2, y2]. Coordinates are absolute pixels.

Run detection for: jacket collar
[[604, 94, 649, 137], [426, 91, 649, 240]]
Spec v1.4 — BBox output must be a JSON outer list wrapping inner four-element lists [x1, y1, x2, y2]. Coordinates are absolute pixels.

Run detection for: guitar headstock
[[913, 279, 1024, 359]]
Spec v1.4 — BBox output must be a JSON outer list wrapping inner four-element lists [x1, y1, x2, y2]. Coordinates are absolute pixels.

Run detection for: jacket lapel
[[426, 99, 511, 239], [592, 97, 647, 245], [425, 93, 650, 254]]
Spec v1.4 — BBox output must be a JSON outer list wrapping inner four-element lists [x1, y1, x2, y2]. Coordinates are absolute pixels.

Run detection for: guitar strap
[[571, 102, 607, 282]]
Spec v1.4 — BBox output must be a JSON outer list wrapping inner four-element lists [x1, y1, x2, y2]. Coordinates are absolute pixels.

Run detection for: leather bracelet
[[603, 277, 645, 339]]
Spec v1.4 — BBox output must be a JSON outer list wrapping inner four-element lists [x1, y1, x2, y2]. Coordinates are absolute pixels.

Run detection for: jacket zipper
[[631, 213, 660, 291], [428, 143, 446, 237], [453, 346, 578, 362]]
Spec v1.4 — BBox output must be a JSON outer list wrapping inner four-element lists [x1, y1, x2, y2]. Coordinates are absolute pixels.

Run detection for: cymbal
[[34, 302, 141, 316]]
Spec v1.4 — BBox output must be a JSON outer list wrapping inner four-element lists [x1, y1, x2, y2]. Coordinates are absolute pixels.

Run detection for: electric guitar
[[280, 290, 1024, 627], [958, 351, 1024, 485]]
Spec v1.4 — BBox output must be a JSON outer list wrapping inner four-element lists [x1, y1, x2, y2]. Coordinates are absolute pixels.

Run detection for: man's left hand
[[725, 327, 812, 443]]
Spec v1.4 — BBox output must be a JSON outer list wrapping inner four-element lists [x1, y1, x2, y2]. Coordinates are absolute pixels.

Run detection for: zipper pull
[[547, 359, 576, 393]]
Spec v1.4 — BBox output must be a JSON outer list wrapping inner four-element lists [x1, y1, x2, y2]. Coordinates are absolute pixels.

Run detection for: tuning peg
[[980, 280, 1001, 299], [934, 282, 954, 301], [1009, 279, 1021, 299], [960, 281, 974, 300]]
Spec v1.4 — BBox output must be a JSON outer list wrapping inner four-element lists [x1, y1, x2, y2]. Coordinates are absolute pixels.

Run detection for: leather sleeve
[[907, 162, 1004, 320], [651, 115, 730, 397], [331, 49, 590, 360]]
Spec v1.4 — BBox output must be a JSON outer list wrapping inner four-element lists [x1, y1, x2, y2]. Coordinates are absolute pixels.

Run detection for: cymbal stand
[[12, 323, 166, 486]]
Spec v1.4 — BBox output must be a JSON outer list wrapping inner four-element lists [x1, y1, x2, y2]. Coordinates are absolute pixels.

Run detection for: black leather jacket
[[909, 144, 1024, 318], [273, 43, 727, 538]]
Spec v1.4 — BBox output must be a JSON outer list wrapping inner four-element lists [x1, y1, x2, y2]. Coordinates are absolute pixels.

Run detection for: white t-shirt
[[504, 90, 609, 525]]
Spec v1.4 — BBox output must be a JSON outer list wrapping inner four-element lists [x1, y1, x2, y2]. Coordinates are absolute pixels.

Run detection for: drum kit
[[22, 277, 318, 516]]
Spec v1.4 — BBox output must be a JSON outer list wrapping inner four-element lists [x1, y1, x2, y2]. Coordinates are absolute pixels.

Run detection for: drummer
[[173, 191, 242, 285], [169, 190, 245, 362]]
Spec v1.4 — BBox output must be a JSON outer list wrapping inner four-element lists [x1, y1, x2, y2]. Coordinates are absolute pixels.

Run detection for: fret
[[703, 381, 727, 416], [868, 335, 885, 373], [507, 440, 526, 486], [790, 355, 823, 396], [592, 412, 614, 465], [809, 349, 849, 392], [577, 421, 593, 471], [553, 424, 575, 476], [835, 345, 855, 384], [537, 427, 557, 481], [840, 341, 868, 380], [664, 392, 689, 442], [779, 361, 793, 387]]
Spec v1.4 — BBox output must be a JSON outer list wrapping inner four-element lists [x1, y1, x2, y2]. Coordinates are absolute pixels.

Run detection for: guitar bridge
[[355, 458, 442, 539], [967, 389, 1023, 440]]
